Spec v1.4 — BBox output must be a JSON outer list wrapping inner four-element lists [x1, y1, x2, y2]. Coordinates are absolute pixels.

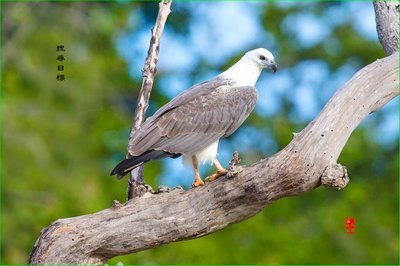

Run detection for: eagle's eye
[[259, 55, 266, 60]]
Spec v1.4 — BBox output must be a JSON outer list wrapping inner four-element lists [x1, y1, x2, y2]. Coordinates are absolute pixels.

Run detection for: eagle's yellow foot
[[206, 168, 229, 182], [192, 176, 205, 187]]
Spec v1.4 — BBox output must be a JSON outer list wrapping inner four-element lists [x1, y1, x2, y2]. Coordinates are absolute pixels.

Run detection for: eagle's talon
[[205, 168, 228, 182], [192, 177, 205, 187]]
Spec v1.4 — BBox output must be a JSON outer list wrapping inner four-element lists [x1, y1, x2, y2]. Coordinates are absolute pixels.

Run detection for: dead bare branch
[[125, 0, 172, 200]]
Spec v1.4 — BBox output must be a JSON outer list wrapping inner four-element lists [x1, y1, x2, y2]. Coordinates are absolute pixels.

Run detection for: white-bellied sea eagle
[[111, 48, 277, 187]]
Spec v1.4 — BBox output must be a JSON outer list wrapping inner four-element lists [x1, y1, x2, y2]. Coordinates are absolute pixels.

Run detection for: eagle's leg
[[207, 158, 228, 181], [191, 155, 205, 187]]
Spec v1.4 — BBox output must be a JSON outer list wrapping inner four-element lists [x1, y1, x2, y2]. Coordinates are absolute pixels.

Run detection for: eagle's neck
[[218, 57, 263, 87]]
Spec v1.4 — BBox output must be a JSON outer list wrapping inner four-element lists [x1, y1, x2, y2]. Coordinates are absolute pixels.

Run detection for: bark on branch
[[373, 0, 399, 55], [29, 52, 399, 264]]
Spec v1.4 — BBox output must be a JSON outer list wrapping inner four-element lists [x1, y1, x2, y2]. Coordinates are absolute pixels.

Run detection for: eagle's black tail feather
[[110, 150, 181, 179]]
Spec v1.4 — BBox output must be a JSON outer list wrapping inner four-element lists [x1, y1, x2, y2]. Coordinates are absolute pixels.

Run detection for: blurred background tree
[[2, 1, 398, 264]]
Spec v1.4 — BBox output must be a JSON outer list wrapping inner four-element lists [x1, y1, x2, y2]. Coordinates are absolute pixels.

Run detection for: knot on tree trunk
[[321, 163, 349, 190], [127, 179, 153, 200]]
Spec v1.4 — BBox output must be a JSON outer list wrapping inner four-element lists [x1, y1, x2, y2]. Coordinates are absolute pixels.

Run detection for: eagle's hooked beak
[[271, 62, 278, 74]]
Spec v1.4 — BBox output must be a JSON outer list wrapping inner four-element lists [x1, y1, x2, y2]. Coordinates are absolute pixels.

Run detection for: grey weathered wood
[[126, 0, 172, 199], [29, 52, 399, 264], [373, 0, 399, 55]]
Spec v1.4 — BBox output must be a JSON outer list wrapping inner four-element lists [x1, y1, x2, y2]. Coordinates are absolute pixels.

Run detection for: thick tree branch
[[29, 52, 398, 264], [126, 0, 172, 199], [373, 0, 399, 55]]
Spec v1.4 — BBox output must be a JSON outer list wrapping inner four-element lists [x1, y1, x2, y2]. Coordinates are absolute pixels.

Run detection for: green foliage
[[2, 1, 398, 264], [2, 2, 137, 263]]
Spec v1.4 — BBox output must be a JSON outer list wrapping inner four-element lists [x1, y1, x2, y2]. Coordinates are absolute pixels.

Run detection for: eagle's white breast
[[196, 140, 219, 164]]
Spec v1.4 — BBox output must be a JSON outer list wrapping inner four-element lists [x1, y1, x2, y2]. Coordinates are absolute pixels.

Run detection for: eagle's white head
[[219, 48, 277, 87], [244, 48, 277, 73]]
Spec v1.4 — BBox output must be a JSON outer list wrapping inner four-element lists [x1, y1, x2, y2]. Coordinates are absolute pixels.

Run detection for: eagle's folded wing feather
[[129, 85, 258, 156]]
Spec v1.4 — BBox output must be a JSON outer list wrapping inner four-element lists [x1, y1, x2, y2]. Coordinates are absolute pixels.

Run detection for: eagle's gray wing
[[152, 77, 232, 119], [132, 85, 258, 155], [111, 84, 258, 176]]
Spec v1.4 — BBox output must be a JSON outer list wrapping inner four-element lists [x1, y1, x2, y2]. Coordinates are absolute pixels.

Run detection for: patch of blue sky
[[372, 98, 399, 148], [116, 25, 151, 79], [256, 70, 292, 116], [263, 31, 278, 52], [117, 29, 197, 81], [264, 70, 292, 94], [159, 157, 193, 188], [291, 84, 319, 122], [290, 60, 331, 118], [193, 70, 220, 85], [282, 12, 331, 49], [256, 87, 279, 117], [231, 125, 277, 157], [217, 139, 234, 165], [321, 63, 357, 103], [157, 30, 197, 73], [188, 1, 263, 65], [158, 74, 190, 99], [323, 3, 350, 27], [346, 2, 379, 41], [294, 60, 330, 85]]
